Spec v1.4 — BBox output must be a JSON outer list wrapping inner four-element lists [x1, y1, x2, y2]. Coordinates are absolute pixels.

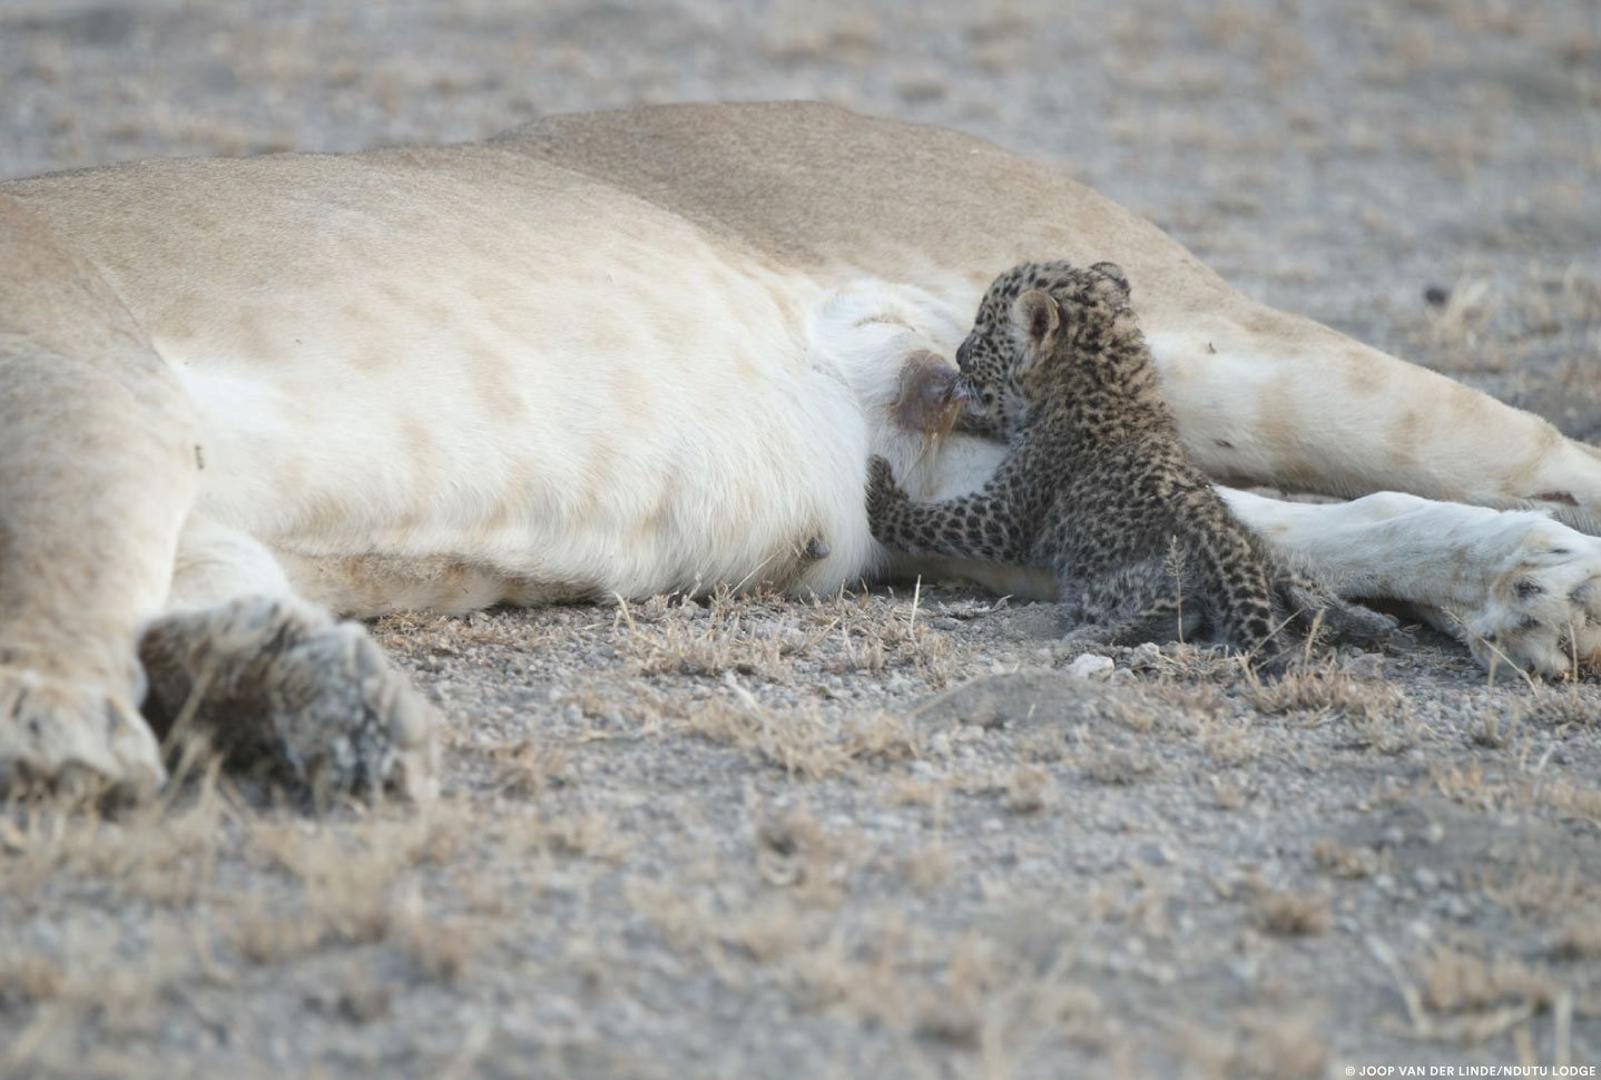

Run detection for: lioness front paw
[[1458, 520, 1601, 677], [0, 668, 164, 806], [141, 598, 439, 801]]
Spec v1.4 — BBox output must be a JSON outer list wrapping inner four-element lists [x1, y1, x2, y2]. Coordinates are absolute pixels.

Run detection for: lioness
[[3, 102, 1598, 801]]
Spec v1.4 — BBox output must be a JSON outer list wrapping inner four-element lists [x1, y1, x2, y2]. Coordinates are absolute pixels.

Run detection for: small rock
[[1065, 654, 1115, 680], [1413, 867, 1438, 892], [1137, 843, 1170, 867], [1129, 642, 1164, 671]]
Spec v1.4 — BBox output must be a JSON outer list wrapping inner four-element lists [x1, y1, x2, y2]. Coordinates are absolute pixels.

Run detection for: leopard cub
[[865, 260, 1395, 664]]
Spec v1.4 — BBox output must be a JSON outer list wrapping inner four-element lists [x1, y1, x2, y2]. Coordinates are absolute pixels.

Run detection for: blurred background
[[3, 0, 1599, 433]]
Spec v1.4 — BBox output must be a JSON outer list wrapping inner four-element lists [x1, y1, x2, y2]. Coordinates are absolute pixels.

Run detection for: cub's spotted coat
[[866, 260, 1395, 660]]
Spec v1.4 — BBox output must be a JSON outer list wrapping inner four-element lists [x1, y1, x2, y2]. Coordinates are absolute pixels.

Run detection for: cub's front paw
[[864, 455, 908, 540], [0, 667, 165, 807]]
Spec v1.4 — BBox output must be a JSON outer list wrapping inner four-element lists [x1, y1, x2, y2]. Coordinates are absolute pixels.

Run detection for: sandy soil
[[2, 1, 1601, 1077]]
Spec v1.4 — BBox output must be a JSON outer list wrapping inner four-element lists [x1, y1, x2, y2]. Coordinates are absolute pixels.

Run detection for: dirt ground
[[3, 1, 1601, 1078]]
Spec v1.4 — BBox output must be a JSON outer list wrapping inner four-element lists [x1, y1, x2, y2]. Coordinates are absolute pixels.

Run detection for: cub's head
[[953, 260, 1134, 438]]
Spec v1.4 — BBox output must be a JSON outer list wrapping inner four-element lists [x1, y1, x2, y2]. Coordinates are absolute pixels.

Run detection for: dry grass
[[1003, 764, 1053, 814], [1419, 945, 1561, 1019], [1248, 665, 1405, 722], [613, 588, 957, 686], [682, 690, 921, 781], [1251, 887, 1331, 937], [1179, 1010, 1328, 1080], [233, 809, 478, 971], [1312, 838, 1381, 879], [1080, 746, 1157, 785], [754, 804, 854, 906]]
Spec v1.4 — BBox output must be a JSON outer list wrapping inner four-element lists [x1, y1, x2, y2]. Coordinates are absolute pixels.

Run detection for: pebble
[[1129, 642, 1164, 670], [1066, 654, 1115, 680], [1138, 842, 1171, 867]]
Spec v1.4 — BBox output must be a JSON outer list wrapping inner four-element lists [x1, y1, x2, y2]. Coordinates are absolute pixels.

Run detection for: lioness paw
[[0, 668, 164, 806], [141, 598, 439, 801], [1460, 522, 1601, 678]]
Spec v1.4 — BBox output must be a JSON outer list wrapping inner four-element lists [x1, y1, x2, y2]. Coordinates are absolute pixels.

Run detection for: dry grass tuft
[[1250, 665, 1418, 752], [1249, 665, 1403, 721], [611, 587, 957, 686], [1419, 945, 1559, 1017], [1550, 919, 1601, 961], [0, 953, 65, 1007], [1312, 838, 1379, 879], [1181, 1010, 1329, 1080], [484, 736, 569, 798], [1003, 764, 1053, 814], [1471, 707, 1522, 748], [1524, 686, 1598, 730], [755, 805, 852, 906], [229, 807, 489, 976], [1252, 887, 1331, 937], [683, 686, 920, 781], [902, 842, 953, 893], [1081, 746, 1157, 785]]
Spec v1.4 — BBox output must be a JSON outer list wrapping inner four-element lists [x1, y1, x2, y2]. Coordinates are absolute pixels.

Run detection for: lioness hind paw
[[141, 599, 439, 802]]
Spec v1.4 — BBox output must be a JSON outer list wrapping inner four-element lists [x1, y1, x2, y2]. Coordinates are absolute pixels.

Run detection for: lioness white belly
[[172, 258, 894, 610]]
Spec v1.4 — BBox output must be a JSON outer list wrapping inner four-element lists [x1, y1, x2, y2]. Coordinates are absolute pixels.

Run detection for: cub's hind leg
[[0, 198, 199, 805], [1272, 565, 1399, 648], [139, 519, 438, 800], [1172, 495, 1283, 662], [1058, 560, 1205, 647]]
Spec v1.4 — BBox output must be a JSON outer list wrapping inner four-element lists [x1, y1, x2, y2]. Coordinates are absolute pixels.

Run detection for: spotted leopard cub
[[866, 260, 1395, 663]]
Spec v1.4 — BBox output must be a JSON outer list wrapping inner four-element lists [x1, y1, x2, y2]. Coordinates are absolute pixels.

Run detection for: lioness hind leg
[[0, 197, 199, 805], [141, 520, 439, 801]]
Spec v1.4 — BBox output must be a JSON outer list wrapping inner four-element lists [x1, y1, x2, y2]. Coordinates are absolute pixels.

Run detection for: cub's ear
[[1088, 261, 1132, 304], [1010, 289, 1060, 358]]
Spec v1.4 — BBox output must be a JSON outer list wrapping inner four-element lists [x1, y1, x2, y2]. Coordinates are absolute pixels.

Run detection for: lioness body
[[4, 102, 1601, 796]]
